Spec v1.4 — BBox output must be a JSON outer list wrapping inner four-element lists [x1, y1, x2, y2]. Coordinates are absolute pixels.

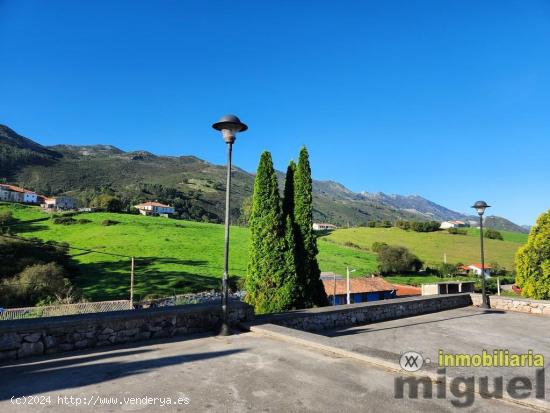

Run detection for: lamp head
[[471, 200, 490, 216], [212, 114, 248, 144]]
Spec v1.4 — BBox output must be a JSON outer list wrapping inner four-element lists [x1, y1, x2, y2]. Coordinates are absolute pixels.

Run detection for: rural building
[[134, 201, 175, 216], [459, 263, 492, 278], [322, 276, 396, 305], [313, 223, 338, 231], [0, 184, 41, 204], [42, 196, 77, 211], [440, 220, 468, 229], [421, 281, 476, 296]]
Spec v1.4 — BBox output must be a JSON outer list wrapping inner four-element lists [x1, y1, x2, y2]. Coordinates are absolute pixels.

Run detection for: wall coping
[[471, 293, 550, 305], [0, 300, 249, 333], [254, 294, 470, 324]]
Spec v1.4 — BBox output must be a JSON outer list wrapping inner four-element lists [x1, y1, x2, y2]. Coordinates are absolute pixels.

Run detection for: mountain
[[0, 124, 527, 232], [483, 216, 529, 234]]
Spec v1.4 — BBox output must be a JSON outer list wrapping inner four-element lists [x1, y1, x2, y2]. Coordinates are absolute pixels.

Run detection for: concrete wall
[[0, 302, 252, 362], [254, 294, 473, 332], [471, 293, 550, 316]]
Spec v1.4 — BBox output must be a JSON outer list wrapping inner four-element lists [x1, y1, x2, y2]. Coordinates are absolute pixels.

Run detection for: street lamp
[[212, 114, 248, 335], [471, 200, 491, 309]]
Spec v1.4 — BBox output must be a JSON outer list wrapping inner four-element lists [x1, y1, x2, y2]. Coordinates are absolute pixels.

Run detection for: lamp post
[[471, 200, 491, 309], [212, 114, 248, 335]]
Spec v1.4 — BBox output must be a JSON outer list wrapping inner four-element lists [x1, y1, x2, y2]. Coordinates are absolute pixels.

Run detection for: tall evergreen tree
[[282, 160, 296, 220], [293, 147, 328, 307], [246, 151, 298, 314]]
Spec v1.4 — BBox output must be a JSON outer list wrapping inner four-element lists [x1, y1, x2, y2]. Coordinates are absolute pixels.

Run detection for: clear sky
[[1, 1, 549, 225]]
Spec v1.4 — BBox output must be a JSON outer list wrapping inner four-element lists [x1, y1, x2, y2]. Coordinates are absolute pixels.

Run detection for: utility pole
[[333, 273, 337, 306], [346, 267, 356, 304]]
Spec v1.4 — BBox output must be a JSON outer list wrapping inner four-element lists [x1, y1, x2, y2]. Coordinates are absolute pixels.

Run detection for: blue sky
[[1, 1, 549, 225]]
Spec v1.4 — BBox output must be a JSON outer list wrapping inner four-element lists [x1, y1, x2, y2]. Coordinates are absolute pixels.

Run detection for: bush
[[448, 228, 467, 235], [485, 229, 503, 240], [367, 221, 377, 228], [377, 245, 423, 274], [396, 221, 411, 230], [371, 242, 389, 253], [0, 263, 76, 307], [77, 218, 92, 224], [343, 241, 364, 250], [91, 194, 123, 212], [53, 216, 78, 225], [0, 210, 14, 233], [436, 263, 458, 277], [101, 219, 119, 226], [410, 221, 440, 232]]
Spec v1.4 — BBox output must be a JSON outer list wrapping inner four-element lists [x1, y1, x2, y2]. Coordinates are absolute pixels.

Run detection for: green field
[[1, 203, 526, 302], [322, 226, 525, 270], [1, 203, 377, 301]]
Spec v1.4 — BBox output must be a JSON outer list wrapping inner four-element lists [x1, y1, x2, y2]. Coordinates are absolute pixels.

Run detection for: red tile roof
[[393, 284, 421, 297], [322, 277, 395, 296], [0, 184, 36, 194], [135, 201, 172, 208]]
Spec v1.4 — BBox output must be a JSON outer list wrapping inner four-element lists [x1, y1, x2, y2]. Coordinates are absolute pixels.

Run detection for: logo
[[400, 351, 425, 372]]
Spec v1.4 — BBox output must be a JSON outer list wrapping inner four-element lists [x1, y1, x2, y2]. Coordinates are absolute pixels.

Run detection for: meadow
[[1, 203, 377, 301], [322, 227, 525, 270], [1, 203, 525, 301]]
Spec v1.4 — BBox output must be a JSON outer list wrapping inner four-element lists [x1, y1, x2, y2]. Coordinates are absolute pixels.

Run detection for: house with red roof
[[322, 276, 396, 305], [0, 184, 41, 204], [134, 201, 175, 216]]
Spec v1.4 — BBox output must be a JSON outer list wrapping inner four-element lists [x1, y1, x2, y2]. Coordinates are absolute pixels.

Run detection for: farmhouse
[[459, 263, 492, 278], [322, 276, 396, 305], [0, 184, 41, 204], [313, 223, 338, 231], [42, 196, 77, 211], [440, 220, 468, 229], [134, 201, 175, 216]]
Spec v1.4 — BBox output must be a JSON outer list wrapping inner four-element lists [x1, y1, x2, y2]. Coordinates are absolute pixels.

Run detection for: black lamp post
[[212, 114, 248, 335], [471, 200, 490, 309]]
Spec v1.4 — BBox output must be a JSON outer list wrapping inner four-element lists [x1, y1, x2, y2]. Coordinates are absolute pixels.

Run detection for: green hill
[[0, 203, 377, 301], [323, 227, 525, 270]]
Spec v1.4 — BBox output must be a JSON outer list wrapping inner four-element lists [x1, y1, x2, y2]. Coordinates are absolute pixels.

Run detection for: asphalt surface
[[0, 316, 543, 413]]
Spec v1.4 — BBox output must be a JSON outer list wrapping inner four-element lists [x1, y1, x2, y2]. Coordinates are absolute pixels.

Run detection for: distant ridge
[[0, 123, 528, 232]]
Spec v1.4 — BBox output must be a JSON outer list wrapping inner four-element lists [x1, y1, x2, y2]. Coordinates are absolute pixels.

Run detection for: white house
[[0, 184, 40, 204], [42, 196, 77, 211], [134, 201, 175, 216], [460, 263, 491, 278], [313, 223, 338, 231], [440, 220, 467, 230]]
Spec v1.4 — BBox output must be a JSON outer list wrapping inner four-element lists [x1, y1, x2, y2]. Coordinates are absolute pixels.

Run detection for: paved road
[[0, 324, 539, 412]]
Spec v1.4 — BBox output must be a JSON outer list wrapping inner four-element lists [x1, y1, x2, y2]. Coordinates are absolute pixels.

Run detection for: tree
[[484, 228, 503, 240], [245, 152, 299, 313], [293, 147, 328, 307], [282, 160, 296, 220], [377, 245, 423, 274], [0, 210, 14, 233], [91, 194, 123, 212], [515, 209, 550, 299], [238, 196, 252, 226]]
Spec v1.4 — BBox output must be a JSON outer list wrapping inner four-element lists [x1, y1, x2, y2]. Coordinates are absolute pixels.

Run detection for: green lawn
[[466, 227, 528, 243], [323, 226, 525, 270], [1, 203, 377, 301]]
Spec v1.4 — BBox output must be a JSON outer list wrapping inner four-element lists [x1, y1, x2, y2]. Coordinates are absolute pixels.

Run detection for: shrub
[[410, 221, 440, 232], [101, 219, 119, 226], [367, 221, 377, 228], [448, 228, 467, 235], [396, 220, 411, 230], [484, 229, 503, 240], [77, 218, 92, 224], [436, 263, 458, 277], [371, 242, 389, 253], [343, 241, 363, 250], [53, 216, 78, 225], [377, 245, 423, 274]]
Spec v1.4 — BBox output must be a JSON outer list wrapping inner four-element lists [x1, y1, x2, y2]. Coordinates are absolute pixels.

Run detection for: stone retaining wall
[[254, 294, 473, 332], [0, 301, 253, 362], [471, 293, 550, 316]]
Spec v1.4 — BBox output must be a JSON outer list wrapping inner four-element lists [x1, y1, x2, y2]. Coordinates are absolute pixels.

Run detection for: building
[[459, 263, 491, 278], [42, 196, 77, 211], [421, 281, 476, 296], [313, 223, 338, 231], [134, 201, 175, 216], [322, 276, 396, 305], [440, 220, 468, 230], [0, 184, 41, 204]]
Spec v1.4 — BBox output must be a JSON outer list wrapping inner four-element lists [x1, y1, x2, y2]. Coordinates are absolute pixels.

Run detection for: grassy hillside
[[323, 227, 525, 269], [1, 203, 377, 301]]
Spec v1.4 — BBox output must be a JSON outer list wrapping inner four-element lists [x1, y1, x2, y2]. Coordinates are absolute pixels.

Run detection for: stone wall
[[0, 302, 252, 362], [471, 293, 550, 316], [254, 294, 473, 332]]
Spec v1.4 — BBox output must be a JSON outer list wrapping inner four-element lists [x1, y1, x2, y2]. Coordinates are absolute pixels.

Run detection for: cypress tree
[[282, 160, 296, 220], [293, 147, 328, 307], [246, 151, 298, 314]]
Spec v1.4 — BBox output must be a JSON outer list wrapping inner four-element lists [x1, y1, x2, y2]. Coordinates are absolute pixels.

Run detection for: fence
[[0, 300, 132, 321]]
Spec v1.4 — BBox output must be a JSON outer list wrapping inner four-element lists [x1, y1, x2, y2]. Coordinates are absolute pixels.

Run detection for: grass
[[1, 203, 378, 301], [385, 275, 473, 286], [323, 226, 526, 270]]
